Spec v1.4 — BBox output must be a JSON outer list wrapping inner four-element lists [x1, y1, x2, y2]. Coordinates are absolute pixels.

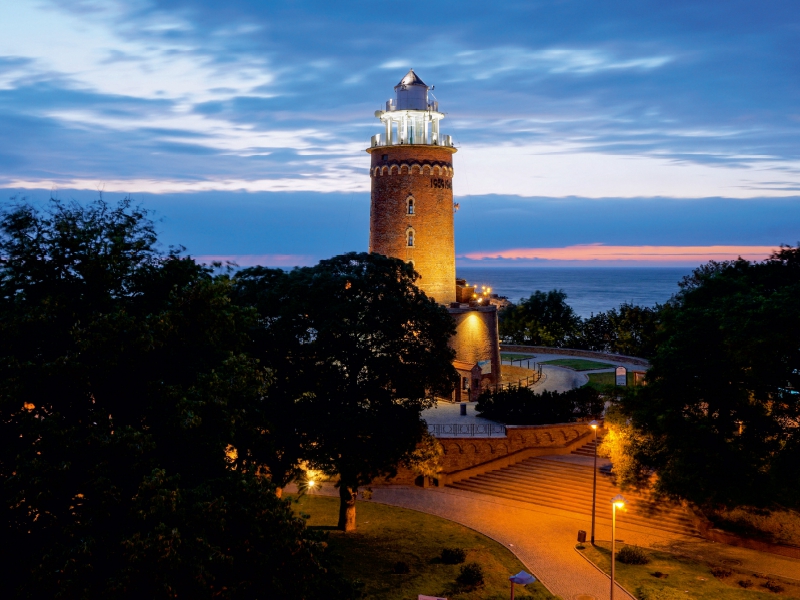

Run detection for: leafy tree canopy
[[500, 289, 661, 359], [236, 253, 456, 531], [618, 247, 800, 509], [499, 289, 581, 347], [0, 198, 358, 599]]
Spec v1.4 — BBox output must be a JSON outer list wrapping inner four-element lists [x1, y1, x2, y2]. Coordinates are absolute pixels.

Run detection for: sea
[[456, 267, 693, 318]]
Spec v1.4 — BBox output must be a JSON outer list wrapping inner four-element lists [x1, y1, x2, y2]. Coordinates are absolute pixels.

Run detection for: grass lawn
[[585, 371, 635, 390], [292, 494, 554, 600], [540, 358, 614, 371], [577, 542, 800, 600]]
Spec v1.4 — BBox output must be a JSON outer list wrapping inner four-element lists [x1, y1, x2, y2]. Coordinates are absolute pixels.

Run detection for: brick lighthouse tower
[[367, 70, 501, 399], [367, 69, 456, 304]]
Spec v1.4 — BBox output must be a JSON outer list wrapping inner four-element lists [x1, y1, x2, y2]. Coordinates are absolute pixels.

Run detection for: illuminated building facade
[[367, 70, 501, 399]]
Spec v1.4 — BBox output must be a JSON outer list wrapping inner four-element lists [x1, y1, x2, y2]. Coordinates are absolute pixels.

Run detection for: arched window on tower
[[407, 196, 415, 215], [407, 228, 415, 247]]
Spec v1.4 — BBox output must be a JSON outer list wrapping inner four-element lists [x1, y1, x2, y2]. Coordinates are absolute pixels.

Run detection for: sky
[[1, 0, 799, 267]]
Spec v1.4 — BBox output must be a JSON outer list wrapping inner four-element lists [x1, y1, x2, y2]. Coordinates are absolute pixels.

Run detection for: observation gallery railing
[[428, 423, 507, 438]]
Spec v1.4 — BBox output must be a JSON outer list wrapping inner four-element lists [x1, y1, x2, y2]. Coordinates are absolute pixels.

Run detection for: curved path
[[303, 482, 800, 599], [305, 483, 647, 600]]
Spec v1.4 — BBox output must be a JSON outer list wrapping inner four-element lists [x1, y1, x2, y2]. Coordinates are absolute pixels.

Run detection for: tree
[[231, 266, 307, 497], [266, 252, 456, 531], [0, 198, 358, 598], [575, 304, 661, 358], [618, 247, 800, 508], [499, 289, 581, 346]]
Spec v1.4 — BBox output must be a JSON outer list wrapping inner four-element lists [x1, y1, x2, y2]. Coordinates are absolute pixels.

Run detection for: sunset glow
[[461, 244, 777, 264]]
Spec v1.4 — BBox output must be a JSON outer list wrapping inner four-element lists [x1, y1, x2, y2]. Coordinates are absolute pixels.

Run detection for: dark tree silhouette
[[0, 198, 359, 599], [619, 246, 800, 508]]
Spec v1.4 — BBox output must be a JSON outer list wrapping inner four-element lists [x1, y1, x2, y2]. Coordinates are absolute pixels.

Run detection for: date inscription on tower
[[430, 177, 452, 189]]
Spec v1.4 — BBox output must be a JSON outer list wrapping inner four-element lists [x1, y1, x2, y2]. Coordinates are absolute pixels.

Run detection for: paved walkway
[[422, 401, 498, 427], [302, 480, 800, 599]]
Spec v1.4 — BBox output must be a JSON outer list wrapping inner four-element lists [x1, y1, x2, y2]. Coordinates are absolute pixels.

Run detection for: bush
[[651, 571, 669, 579], [739, 579, 753, 588], [476, 385, 603, 425], [441, 547, 467, 564], [456, 562, 485, 588], [763, 580, 784, 593], [710, 567, 732, 579], [617, 545, 650, 565], [392, 561, 410, 574]]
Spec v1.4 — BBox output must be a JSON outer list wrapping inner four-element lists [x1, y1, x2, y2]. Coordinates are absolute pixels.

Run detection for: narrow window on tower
[[407, 196, 415, 215], [407, 227, 415, 247]]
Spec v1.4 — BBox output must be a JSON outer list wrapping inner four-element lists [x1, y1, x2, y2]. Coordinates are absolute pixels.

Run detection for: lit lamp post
[[589, 419, 599, 544], [610, 494, 627, 600]]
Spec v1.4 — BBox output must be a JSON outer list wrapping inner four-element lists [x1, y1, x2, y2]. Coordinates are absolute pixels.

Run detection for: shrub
[[763, 580, 784, 593], [739, 579, 753, 588], [651, 571, 669, 579], [710, 567, 732, 579], [476, 385, 603, 425], [441, 547, 467, 564], [392, 561, 410, 574], [456, 562, 485, 588], [617, 545, 650, 565]]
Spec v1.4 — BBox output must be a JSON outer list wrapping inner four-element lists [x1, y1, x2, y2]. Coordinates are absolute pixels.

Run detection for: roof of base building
[[395, 68, 427, 89]]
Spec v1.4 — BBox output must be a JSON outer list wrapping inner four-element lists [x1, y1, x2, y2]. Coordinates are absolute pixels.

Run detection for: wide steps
[[446, 456, 700, 537]]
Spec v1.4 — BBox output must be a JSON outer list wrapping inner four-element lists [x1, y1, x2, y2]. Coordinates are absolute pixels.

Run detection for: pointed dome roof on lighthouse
[[395, 68, 428, 90], [393, 69, 430, 110]]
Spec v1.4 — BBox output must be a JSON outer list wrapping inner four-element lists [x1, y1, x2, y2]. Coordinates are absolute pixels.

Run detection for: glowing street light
[[610, 494, 627, 600], [589, 420, 599, 544]]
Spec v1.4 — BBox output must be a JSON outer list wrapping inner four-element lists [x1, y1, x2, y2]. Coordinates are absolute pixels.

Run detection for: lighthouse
[[367, 69, 456, 304], [367, 70, 501, 399]]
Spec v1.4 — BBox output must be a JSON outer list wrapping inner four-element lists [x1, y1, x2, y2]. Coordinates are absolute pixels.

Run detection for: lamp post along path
[[610, 495, 627, 600], [589, 420, 599, 544]]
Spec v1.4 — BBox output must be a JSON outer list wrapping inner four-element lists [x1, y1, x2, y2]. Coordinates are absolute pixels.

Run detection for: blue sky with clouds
[[1, 0, 799, 266]]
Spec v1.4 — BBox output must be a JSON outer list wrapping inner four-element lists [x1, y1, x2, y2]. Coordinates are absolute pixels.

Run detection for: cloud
[[461, 244, 777, 263], [456, 143, 800, 198], [194, 254, 315, 267]]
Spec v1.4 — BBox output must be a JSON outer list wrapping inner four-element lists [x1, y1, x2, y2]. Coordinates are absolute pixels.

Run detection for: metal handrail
[[428, 423, 507, 438]]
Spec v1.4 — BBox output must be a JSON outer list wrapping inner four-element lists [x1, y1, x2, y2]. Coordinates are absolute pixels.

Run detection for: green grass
[[577, 542, 800, 600], [292, 495, 555, 600], [539, 358, 614, 371], [585, 371, 635, 390]]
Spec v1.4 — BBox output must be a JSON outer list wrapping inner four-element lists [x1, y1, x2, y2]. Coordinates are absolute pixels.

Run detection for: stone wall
[[368, 144, 457, 304], [501, 344, 650, 367]]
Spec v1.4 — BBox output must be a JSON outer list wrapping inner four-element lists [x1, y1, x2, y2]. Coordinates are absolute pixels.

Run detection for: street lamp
[[589, 420, 599, 544], [610, 494, 627, 600]]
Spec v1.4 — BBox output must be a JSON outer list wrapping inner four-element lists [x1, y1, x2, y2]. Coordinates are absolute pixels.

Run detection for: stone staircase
[[447, 445, 700, 538], [571, 437, 600, 457]]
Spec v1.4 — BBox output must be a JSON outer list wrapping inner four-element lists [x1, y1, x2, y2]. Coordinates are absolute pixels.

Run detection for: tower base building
[[367, 70, 501, 400]]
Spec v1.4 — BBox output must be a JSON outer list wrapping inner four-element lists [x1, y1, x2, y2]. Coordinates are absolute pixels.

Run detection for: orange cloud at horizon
[[461, 244, 778, 262]]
